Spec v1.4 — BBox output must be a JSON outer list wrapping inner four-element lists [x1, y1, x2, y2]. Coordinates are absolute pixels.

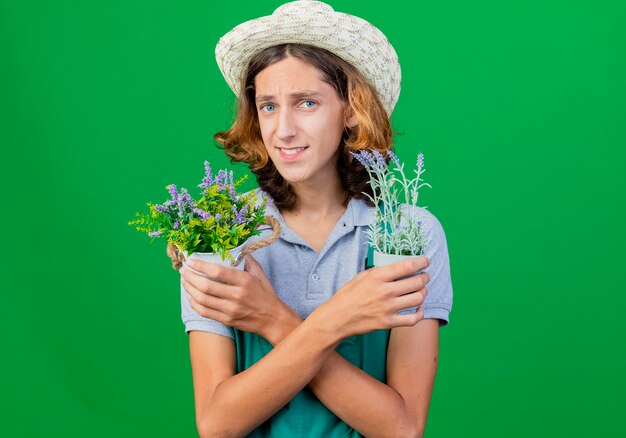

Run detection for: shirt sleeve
[[395, 207, 454, 326], [420, 209, 454, 326], [180, 280, 235, 338]]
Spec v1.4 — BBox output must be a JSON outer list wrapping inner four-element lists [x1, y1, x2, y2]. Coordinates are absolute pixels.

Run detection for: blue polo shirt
[[180, 188, 453, 436]]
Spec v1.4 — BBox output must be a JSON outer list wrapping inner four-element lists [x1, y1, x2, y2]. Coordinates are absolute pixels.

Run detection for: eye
[[300, 100, 317, 109], [260, 104, 276, 112]]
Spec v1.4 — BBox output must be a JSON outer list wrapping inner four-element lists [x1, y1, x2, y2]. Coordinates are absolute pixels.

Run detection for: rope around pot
[[166, 215, 282, 271]]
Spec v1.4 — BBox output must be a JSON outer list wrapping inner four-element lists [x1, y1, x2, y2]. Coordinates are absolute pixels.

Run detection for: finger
[[244, 254, 260, 272], [389, 306, 425, 328], [180, 266, 235, 300], [376, 256, 430, 282], [182, 276, 230, 313], [186, 291, 234, 325], [244, 254, 272, 288], [393, 288, 427, 312], [185, 259, 245, 286], [354, 269, 369, 281], [183, 281, 227, 311], [388, 271, 430, 296], [244, 254, 266, 279]]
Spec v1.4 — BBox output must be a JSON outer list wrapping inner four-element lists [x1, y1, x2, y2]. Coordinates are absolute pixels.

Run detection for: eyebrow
[[255, 90, 323, 103]]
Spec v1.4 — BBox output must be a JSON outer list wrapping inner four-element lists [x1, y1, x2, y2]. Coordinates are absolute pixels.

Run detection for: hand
[[319, 257, 430, 338], [181, 255, 296, 340]]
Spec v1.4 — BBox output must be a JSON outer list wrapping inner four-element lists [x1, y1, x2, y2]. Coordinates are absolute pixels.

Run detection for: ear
[[344, 106, 358, 129]]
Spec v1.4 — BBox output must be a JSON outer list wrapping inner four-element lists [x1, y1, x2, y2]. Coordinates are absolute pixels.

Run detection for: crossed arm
[[182, 256, 439, 438]]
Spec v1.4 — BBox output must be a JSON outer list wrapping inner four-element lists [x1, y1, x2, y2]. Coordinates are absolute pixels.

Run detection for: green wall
[[2, 0, 624, 436]]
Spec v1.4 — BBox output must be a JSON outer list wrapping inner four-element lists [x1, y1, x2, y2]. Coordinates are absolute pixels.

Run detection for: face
[[254, 56, 355, 189]]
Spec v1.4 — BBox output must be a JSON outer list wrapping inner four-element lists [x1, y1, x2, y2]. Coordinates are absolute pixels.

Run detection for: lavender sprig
[[193, 208, 212, 221], [232, 203, 249, 224], [352, 149, 432, 256]]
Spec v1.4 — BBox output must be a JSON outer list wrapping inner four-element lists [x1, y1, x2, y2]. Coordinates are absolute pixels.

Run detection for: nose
[[276, 107, 297, 142]]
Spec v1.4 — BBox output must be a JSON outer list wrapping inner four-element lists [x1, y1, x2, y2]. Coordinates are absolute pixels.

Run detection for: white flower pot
[[372, 250, 425, 315], [372, 251, 425, 276], [181, 242, 247, 281]]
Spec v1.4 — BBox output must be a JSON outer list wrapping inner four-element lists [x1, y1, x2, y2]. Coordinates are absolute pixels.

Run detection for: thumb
[[244, 254, 265, 278]]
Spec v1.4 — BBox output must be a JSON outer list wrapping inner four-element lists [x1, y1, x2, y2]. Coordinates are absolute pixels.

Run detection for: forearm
[[199, 310, 340, 438], [268, 312, 423, 437], [310, 354, 423, 437]]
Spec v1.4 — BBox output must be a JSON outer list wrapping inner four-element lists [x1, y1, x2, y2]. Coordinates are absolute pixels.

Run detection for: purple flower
[[351, 149, 388, 171], [199, 161, 216, 192], [387, 150, 401, 168], [173, 219, 180, 230], [162, 185, 195, 218], [350, 150, 374, 167], [228, 171, 236, 197], [204, 161, 212, 181], [193, 208, 211, 221], [179, 188, 192, 203], [165, 184, 195, 211], [232, 204, 249, 224], [177, 188, 195, 210], [216, 170, 225, 187], [148, 230, 162, 238], [215, 213, 222, 221], [154, 204, 168, 213], [167, 184, 178, 200], [372, 150, 387, 168], [417, 153, 424, 171]]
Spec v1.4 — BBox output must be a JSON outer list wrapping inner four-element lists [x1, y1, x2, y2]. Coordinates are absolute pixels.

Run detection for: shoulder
[[364, 201, 448, 242], [353, 197, 448, 239], [401, 204, 447, 241], [404, 206, 450, 265]]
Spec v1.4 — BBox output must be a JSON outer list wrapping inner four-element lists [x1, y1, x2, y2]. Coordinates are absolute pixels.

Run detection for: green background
[[2, 0, 625, 436]]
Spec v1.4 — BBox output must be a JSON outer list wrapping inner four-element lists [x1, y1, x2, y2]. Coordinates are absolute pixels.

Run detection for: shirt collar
[[257, 189, 376, 245], [261, 190, 375, 232], [351, 196, 376, 227]]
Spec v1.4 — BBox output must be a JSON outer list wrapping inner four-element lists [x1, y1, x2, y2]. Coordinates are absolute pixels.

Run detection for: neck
[[288, 177, 348, 220]]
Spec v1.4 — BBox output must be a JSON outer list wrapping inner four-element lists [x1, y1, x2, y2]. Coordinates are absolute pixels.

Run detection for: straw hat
[[215, 0, 401, 115]]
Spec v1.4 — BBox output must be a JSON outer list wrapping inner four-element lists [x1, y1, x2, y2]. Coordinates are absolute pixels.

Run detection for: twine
[[166, 215, 281, 271]]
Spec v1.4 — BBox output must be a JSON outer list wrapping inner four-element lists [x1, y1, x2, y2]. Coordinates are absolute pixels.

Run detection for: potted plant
[[128, 160, 280, 276], [351, 149, 432, 273]]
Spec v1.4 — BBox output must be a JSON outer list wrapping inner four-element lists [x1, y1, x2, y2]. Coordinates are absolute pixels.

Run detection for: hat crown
[[215, 0, 401, 115], [274, 0, 334, 16]]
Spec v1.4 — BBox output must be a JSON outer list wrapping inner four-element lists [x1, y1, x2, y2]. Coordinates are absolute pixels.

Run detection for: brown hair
[[214, 43, 394, 210]]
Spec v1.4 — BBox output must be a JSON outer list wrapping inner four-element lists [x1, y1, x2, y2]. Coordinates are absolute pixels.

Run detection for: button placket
[[304, 201, 357, 300], [306, 264, 324, 299]]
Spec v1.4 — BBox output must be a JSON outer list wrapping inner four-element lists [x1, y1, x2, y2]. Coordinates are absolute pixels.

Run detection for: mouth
[[276, 146, 308, 160]]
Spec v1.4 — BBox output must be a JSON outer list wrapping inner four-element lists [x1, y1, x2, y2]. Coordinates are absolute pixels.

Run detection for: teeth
[[281, 147, 305, 156]]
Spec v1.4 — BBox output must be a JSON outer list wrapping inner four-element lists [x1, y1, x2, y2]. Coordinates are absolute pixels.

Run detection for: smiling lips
[[276, 146, 308, 160]]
